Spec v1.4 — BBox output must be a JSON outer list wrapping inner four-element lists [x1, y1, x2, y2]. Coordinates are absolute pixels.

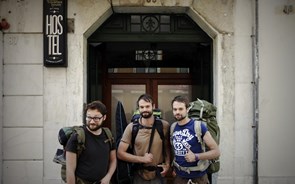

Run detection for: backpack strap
[[147, 121, 157, 153], [194, 120, 206, 153], [173, 159, 209, 173], [131, 118, 140, 149], [169, 121, 178, 168], [154, 118, 164, 140], [197, 98, 205, 119], [154, 118, 165, 162], [170, 122, 177, 147], [72, 126, 86, 157], [102, 127, 114, 148]]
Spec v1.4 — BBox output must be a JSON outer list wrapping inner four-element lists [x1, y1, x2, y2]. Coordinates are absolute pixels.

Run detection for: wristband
[[195, 154, 199, 161]]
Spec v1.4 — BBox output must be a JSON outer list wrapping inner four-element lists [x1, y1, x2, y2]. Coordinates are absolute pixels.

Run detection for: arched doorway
[[87, 13, 213, 130]]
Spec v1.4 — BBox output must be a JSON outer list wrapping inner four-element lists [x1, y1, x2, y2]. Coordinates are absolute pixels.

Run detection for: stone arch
[[81, 3, 222, 104]]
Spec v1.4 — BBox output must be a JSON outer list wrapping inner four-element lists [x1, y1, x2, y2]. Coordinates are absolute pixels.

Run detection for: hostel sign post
[[43, 0, 67, 67]]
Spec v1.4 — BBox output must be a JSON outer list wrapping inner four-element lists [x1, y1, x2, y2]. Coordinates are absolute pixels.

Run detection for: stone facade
[[0, 0, 295, 183]]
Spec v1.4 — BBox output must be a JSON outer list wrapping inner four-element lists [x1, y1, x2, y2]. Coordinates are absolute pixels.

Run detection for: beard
[[174, 114, 186, 121], [140, 111, 153, 119], [86, 122, 103, 131]]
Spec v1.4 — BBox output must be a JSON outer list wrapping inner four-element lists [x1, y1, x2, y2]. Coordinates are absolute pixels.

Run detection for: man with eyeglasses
[[65, 100, 117, 184]]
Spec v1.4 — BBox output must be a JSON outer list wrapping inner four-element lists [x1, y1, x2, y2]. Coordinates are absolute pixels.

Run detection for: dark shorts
[[76, 176, 99, 184], [133, 171, 166, 184], [173, 174, 209, 184]]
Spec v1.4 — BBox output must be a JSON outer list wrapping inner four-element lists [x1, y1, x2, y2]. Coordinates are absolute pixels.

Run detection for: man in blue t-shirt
[[170, 96, 220, 184]]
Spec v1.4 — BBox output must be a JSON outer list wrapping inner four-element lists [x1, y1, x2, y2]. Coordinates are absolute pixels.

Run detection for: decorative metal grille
[[135, 50, 163, 61], [131, 15, 170, 33]]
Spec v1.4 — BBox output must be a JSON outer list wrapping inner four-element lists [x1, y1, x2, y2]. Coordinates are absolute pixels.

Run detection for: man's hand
[[184, 147, 197, 162], [100, 176, 111, 184], [142, 153, 153, 163], [157, 163, 170, 177]]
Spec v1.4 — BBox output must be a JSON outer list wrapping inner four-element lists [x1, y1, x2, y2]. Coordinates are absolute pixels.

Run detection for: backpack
[[188, 99, 220, 174], [170, 99, 220, 174], [115, 116, 165, 184], [53, 125, 114, 182]]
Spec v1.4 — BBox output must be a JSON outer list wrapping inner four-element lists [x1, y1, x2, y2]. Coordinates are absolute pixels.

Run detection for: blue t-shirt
[[172, 119, 208, 178]]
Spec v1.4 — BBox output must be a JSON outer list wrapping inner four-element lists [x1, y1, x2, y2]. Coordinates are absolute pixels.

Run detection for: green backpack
[[53, 125, 114, 182], [170, 99, 220, 174], [188, 99, 220, 174]]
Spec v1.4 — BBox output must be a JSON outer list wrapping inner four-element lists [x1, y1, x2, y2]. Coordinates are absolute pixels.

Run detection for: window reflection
[[111, 85, 145, 130], [158, 85, 192, 124]]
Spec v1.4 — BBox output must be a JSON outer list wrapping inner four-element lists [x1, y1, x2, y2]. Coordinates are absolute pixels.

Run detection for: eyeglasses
[[86, 116, 104, 122]]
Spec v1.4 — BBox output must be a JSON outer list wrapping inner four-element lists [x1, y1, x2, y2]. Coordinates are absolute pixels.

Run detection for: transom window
[[130, 15, 171, 33]]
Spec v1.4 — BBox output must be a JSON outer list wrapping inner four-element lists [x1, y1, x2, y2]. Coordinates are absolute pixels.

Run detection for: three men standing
[[64, 95, 220, 184]]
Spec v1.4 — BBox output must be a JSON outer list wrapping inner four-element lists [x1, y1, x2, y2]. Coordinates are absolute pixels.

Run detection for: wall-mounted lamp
[[0, 18, 10, 30]]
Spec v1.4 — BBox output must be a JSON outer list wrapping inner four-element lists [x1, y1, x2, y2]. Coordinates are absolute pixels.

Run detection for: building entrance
[[87, 14, 213, 130]]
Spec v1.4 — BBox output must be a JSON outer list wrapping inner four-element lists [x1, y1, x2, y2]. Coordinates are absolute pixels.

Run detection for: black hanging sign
[[43, 0, 67, 67]]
